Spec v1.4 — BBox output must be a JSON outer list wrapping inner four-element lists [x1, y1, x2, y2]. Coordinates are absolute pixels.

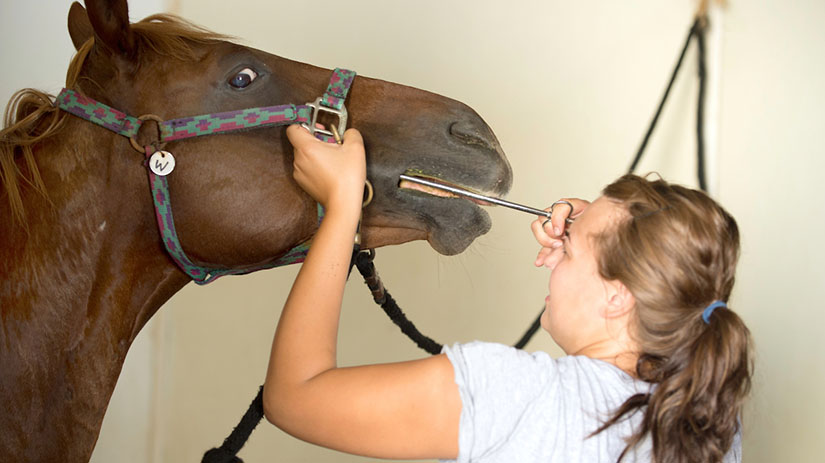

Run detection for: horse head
[[67, 0, 511, 271]]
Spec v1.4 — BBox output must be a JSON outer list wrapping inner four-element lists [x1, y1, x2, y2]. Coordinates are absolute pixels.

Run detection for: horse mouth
[[385, 169, 500, 255], [397, 171, 495, 207]]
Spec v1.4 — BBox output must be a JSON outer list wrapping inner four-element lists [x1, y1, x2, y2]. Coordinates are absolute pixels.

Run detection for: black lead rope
[[353, 249, 545, 355], [202, 387, 264, 463], [354, 249, 443, 354], [203, 16, 710, 463], [202, 245, 361, 463]]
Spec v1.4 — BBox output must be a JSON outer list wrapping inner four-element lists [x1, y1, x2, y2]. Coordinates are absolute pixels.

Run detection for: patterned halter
[[56, 68, 356, 285]]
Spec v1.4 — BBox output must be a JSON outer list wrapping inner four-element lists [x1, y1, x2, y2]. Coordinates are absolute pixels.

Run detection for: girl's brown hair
[[593, 174, 752, 463]]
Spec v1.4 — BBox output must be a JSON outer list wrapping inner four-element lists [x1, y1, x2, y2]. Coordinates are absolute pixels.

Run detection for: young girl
[[263, 125, 752, 462]]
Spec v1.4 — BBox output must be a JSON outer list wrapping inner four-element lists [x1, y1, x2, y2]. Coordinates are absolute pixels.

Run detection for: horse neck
[[0, 119, 189, 461], [7, 117, 188, 337]]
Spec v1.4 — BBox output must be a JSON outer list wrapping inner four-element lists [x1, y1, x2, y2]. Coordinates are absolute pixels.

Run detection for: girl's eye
[[229, 68, 258, 89]]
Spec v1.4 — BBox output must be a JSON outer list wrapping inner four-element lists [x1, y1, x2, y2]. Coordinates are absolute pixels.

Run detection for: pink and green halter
[[56, 68, 356, 285]]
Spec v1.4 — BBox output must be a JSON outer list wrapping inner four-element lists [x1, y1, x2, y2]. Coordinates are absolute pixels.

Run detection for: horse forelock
[[0, 13, 231, 228], [130, 13, 233, 61]]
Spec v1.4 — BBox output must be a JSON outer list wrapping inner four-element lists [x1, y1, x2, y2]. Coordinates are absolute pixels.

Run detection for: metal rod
[[399, 174, 551, 218]]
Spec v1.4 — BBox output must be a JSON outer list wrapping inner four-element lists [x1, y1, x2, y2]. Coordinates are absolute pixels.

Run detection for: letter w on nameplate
[[149, 150, 176, 176]]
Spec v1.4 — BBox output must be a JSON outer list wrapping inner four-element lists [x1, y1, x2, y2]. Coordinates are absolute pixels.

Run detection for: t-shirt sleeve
[[442, 341, 557, 462]]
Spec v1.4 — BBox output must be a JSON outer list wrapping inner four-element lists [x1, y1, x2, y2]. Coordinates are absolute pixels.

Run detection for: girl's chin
[[539, 307, 551, 332]]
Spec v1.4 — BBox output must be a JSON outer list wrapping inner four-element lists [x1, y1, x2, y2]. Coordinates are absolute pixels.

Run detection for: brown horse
[[0, 0, 511, 461]]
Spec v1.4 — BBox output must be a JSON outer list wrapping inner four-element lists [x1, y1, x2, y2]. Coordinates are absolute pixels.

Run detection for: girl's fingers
[[342, 128, 364, 146], [548, 198, 589, 237], [531, 216, 559, 248]]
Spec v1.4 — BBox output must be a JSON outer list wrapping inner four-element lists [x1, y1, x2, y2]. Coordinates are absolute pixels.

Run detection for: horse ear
[[68, 2, 94, 51], [84, 0, 137, 60]]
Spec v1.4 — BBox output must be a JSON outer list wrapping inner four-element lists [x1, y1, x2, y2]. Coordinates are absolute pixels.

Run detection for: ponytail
[[591, 174, 753, 463]]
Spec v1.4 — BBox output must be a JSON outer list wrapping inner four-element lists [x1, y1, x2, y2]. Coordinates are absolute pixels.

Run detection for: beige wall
[[2, 1, 823, 462]]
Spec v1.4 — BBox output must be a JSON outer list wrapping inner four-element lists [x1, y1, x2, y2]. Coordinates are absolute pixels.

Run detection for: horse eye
[[229, 68, 258, 89]]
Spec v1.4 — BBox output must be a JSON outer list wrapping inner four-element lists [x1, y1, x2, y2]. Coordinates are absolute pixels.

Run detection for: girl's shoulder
[[444, 341, 647, 396]]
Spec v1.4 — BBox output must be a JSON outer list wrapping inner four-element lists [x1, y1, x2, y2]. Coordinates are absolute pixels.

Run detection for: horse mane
[[0, 14, 230, 226]]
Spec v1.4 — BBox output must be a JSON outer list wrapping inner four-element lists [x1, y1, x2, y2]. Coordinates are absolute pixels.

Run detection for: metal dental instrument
[[399, 174, 573, 224]]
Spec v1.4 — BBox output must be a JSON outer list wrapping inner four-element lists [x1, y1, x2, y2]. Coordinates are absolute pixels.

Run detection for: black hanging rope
[[352, 250, 546, 355], [202, 246, 361, 463], [354, 250, 443, 354], [695, 17, 709, 191], [628, 17, 709, 193], [202, 387, 264, 463], [627, 19, 697, 174], [204, 15, 712, 462], [513, 310, 543, 350]]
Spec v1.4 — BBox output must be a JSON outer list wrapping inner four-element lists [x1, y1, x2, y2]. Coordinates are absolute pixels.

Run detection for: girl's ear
[[602, 279, 635, 319]]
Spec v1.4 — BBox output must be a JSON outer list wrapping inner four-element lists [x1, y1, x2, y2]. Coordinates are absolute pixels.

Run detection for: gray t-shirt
[[442, 341, 742, 462]]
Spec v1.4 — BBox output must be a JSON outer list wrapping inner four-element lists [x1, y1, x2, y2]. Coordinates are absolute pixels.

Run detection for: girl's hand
[[286, 124, 366, 213], [531, 198, 589, 268]]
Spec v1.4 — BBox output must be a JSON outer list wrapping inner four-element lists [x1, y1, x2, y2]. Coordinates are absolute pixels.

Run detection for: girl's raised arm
[[263, 125, 460, 460]]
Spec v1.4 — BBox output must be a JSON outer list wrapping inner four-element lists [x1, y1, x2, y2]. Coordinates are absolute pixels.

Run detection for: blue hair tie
[[702, 300, 726, 324]]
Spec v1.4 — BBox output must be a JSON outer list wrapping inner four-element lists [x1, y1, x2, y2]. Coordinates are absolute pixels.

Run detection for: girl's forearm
[[266, 203, 361, 388]]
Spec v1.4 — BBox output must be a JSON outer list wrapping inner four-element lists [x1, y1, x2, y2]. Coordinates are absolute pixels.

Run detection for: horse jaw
[[359, 179, 497, 255], [359, 225, 427, 251]]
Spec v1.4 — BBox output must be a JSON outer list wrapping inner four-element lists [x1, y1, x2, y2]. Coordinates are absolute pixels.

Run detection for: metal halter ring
[[362, 179, 374, 208], [130, 114, 166, 152]]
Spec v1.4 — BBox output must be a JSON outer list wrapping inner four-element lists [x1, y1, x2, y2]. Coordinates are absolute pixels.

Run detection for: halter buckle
[[301, 97, 347, 139]]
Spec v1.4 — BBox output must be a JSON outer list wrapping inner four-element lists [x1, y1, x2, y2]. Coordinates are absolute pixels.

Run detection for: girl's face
[[540, 197, 624, 355]]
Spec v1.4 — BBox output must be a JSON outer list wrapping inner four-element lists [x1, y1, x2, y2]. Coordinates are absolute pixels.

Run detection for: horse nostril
[[449, 121, 498, 151]]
